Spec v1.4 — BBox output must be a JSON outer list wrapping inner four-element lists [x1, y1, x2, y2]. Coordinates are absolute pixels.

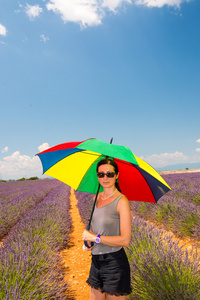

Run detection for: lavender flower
[[127, 217, 200, 299], [0, 179, 60, 239], [0, 181, 73, 300], [130, 172, 200, 243]]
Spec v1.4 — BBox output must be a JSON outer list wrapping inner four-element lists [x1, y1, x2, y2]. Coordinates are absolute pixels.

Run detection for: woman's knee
[[90, 287, 106, 300]]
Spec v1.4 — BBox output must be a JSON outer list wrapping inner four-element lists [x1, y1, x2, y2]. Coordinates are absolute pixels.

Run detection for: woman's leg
[[90, 287, 106, 300], [105, 294, 126, 300]]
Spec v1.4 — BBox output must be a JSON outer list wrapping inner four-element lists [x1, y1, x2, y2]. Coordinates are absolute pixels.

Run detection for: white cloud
[[196, 148, 200, 152], [0, 151, 42, 180], [20, 0, 190, 28], [25, 4, 43, 19], [196, 139, 200, 143], [0, 24, 7, 36], [0, 143, 50, 180], [15, 3, 23, 14], [46, 0, 132, 28], [140, 151, 189, 168], [40, 34, 50, 42], [46, 0, 103, 28], [1, 146, 8, 153], [38, 142, 50, 152], [134, 0, 191, 8], [102, 0, 132, 12]]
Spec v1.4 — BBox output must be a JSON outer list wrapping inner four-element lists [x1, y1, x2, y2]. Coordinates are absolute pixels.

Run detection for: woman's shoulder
[[118, 193, 128, 201], [117, 194, 130, 211]]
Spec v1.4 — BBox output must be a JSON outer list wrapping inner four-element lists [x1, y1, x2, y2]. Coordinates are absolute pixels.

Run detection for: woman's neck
[[101, 188, 117, 200]]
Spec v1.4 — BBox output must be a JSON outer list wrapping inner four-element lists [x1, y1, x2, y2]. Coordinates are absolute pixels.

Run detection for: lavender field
[[0, 179, 73, 300], [75, 172, 200, 299], [1, 173, 200, 299], [131, 172, 200, 244]]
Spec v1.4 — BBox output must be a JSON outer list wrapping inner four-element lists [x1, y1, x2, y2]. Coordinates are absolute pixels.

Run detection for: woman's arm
[[82, 196, 132, 247]]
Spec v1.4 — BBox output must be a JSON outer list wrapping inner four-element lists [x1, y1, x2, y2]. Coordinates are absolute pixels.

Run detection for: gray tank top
[[91, 195, 123, 255]]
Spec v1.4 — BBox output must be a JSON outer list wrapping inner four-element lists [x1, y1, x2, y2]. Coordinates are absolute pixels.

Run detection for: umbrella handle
[[84, 224, 94, 248]]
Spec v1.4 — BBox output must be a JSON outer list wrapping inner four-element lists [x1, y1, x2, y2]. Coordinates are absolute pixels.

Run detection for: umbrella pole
[[84, 184, 100, 248], [88, 183, 101, 228]]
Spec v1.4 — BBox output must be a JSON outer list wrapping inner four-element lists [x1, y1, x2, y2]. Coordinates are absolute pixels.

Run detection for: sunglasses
[[97, 171, 116, 178]]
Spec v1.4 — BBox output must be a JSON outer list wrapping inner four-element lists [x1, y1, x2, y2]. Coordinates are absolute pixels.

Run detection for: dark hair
[[96, 158, 121, 192]]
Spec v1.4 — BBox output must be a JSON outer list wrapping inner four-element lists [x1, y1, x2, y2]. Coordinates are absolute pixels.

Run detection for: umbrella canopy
[[37, 138, 171, 203]]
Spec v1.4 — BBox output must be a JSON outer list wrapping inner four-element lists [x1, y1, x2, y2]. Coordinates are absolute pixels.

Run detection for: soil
[[61, 189, 91, 300]]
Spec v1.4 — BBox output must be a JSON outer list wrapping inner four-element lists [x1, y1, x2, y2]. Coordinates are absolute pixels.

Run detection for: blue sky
[[0, 0, 200, 180]]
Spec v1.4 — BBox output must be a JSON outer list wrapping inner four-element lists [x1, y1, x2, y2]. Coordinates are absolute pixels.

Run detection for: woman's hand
[[82, 230, 96, 243], [82, 230, 95, 251], [83, 241, 93, 251]]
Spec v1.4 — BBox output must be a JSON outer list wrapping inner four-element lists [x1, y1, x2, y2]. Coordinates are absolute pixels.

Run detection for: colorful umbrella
[[37, 138, 170, 203]]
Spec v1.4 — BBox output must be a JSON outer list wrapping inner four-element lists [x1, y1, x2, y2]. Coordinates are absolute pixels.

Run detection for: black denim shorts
[[86, 248, 132, 296]]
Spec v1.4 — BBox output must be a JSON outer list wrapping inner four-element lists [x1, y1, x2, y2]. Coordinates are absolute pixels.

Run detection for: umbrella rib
[[114, 157, 137, 167], [40, 150, 102, 174], [135, 165, 156, 200], [134, 165, 169, 202], [78, 151, 138, 165], [78, 150, 101, 157], [76, 155, 101, 192]]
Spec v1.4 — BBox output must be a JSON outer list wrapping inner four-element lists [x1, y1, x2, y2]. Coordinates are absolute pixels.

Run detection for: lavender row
[[127, 217, 200, 300], [0, 179, 56, 202], [162, 172, 200, 205], [0, 182, 73, 300], [130, 172, 200, 242], [75, 191, 94, 227], [0, 179, 60, 240]]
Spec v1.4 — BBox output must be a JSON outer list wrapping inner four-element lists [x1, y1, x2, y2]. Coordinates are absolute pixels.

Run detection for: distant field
[[159, 169, 200, 175]]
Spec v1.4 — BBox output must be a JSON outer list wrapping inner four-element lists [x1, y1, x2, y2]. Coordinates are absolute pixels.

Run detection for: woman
[[82, 158, 132, 300]]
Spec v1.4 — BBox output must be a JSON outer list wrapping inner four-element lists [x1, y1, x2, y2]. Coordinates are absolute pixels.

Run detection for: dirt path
[[61, 188, 91, 300]]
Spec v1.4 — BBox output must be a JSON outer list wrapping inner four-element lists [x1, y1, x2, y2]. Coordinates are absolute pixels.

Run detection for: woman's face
[[97, 163, 118, 189]]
